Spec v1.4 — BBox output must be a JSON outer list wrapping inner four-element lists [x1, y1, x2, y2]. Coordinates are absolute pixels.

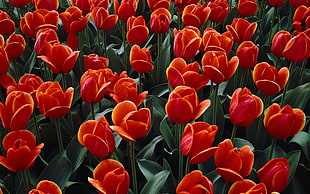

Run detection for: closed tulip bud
[[150, 8, 171, 34], [207, 0, 230, 23], [126, 16, 149, 45], [176, 170, 214, 194], [236, 41, 258, 69], [84, 54, 109, 70], [283, 32, 310, 62], [253, 62, 289, 95], [165, 86, 211, 124], [8, 0, 31, 7], [0, 11, 15, 36], [114, 0, 139, 21], [229, 87, 263, 127], [88, 159, 130, 194], [257, 158, 290, 193], [238, 0, 258, 17], [292, 5, 310, 33], [70, 0, 91, 14], [5, 34, 26, 60], [33, 0, 59, 10], [34, 29, 59, 56], [228, 179, 267, 194], [147, 0, 171, 10], [264, 103, 306, 139], [174, 0, 201, 13], [180, 122, 218, 164], [29, 180, 62, 194], [129, 44, 153, 73], [214, 139, 254, 182], [270, 30, 292, 57], [226, 18, 257, 43], [91, 7, 118, 31], [268, 0, 285, 7], [182, 4, 211, 27]]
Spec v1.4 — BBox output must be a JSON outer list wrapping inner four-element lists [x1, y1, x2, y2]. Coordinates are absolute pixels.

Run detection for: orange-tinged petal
[[112, 100, 137, 126], [35, 180, 62, 194], [176, 170, 203, 193], [216, 167, 243, 182], [192, 99, 211, 121], [190, 146, 217, 164]]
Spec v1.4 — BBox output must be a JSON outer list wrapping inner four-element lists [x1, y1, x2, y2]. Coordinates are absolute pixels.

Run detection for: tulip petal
[[112, 101, 137, 126], [83, 134, 110, 158], [216, 167, 243, 182], [190, 146, 217, 164], [166, 98, 193, 123]]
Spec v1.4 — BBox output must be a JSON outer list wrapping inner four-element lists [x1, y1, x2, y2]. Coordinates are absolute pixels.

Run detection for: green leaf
[[137, 159, 163, 181], [289, 132, 310, 160], [137, 136, 164, 159], [233, 138, 255, 151], [140, 170, 170, 194], [160, 116, 175, 151], [66, 135, 88, 172], [284, 150, 301, 184], [23, 51, 37, 74]]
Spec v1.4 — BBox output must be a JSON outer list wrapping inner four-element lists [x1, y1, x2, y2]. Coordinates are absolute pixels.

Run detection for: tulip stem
[[177, 123, 185, 182], [21, 169, 32, 192], [55, 119, 64, 152], [156, 33, 162, 84], [128, 141, 138, 194], [298, 59, 308, 85], [138, 73, 143, 94], [212, 83, 219, 125], [13, 59, 20, 81], [222, 180, 229, 194], [231, 124, 238, 144], [102, 30, 107, 58], [268, 137, 277, 160], [185, 156, 190, 175], [268, 7, 278, 44], [32, 110, 41, 143], [280, 61, 293, 107], [90, 102, 95, 120]]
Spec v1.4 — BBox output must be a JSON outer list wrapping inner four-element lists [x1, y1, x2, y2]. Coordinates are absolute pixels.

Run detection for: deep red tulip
[[129, 44, 153, 73], [0, 48, 10, 75], [0, 74, 16, 90], [0, 11, 15, 36], [253, 62, 289, 95], [283, 32, 310, 62], [33, 0, 59, 10], [236, 41, 258, 69], [268, 0, 285, 7], [4, 34, 26, 60], [0, 130, 44, 172], [70, 0, 91, 14], [176, 170, 214, 194], [229, 87, 263, 127], [0, 91, 34, 131], [114, 0, 139, 21], [126, 16, 149, 45], [165, 86, 211, 124], [36, 81, 74, 119], [150, 8, 171, 34], [174, 26, 202, 60], [257, 158, 290, 193], [214, 139, 254, 182], [147, 0, 171, 10], [91, 7, 118, 31], [8, 0, 31, 7], [174, 0, 201, 13], [29, 180, 62, 194], [264, 103, 306, 139], [90, 0, 109, 10], [228, 179, 267, 194], [270, 30, 292, 57], [38, 42, 79, 74], [111, 77, 148, 107], [34, 28, 59, 56], [84, 53, 109, 70], [78, 116, 115, 158], [289, 0, 310, 9], [202, 50, 239, 83], [88, 159, 130, 194], [182, 4, 211, 27], [200, 28, 234, 54], [180, 122, 218, 164], [238, 0, 258, 17], [166, 57, 209, 91], [292, 5, 310, 34], [206, 0, 230, 23], [226, 18, 257, 42], [80, 69, 111, 103]]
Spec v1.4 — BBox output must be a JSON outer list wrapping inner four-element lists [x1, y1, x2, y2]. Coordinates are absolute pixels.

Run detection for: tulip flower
[[147, 0, 171, 10], [292, 5, 310, 34], [268, 0, 285, 7], [90, 0, 109, 10], [8, 0, 31, 7], [264, 103, 306, 139], [202, 50, 239, 83], [38, 42, 79, 74], [111, 77, 148, 107], [165, 86, 211, 124], [0, 48, 10, 75], [214, 139, 254, 182], [226, 18, 257, 43], [33, 0, 59, 10], [180, 122, 218, 164], [80, 69, 111, 104], [270, 30, 292, 58], [4, 34, 26, 60], [34, 28, 59, 56], [97, 69, 128, 95], [253, 62, 289, 95], [182, 4, 211, 27], [88, 159, 130, 194], [283, 32, 310, 62], [238, 0, 258, 17], [150, 8, 171, 34], [174, 0, 201, 13], [126, 16, 149, 45], [78, 116, 115, 158], [114, 0, 139, 21], [36, 81, 74, 119], [289, 0, 310, 9], [236, 41, 258, 69], [229, 87, 263, 127], [111, 100, 151, 141], [176, 170, 214, 194], [257, 158, 290, 193], [91, 7, 118, 31], [129, 44, 153, 73], [173, 26, 202, 60], [29, 180, 62, 194], [70, 0, 91, 14], [0, 91, 34, 131], [0, 10, 15, 36], [166, 57, 209, 91], [84, 53, 109, 70], [206, 0, 230, 23], [0, 130, 44, 172], [228, 179, 267, 194]]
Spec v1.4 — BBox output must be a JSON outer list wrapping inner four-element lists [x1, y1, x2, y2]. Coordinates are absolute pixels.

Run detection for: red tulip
[[84, 53, 109, 70], [78, 116, 115, 158], [206, 0, 230, 23], [268, 0, 285, 7], [228, 179, 267, 194], [282, 32, 310, 62], [264, 103, 306, 139], [226, 18, 257, 43], [202, 50, 239, 83], [33, 0, 59, 10], [36, 81, 74, 119], [90, 0, 109, 10], [147, 0, 171, 10], [165, 86, 211, 124], [97, 69, 128, 95], [174, 26, 202, 60], [182, 4, 211, 27], [166, 57, 209, 91], [174, 0, 201, 13], [34, 28, 59, 56], [38, 42, 79, 74], [88, 159, 130, 194], [111, 100, 151, 141], [80, 69, 111, 103], [292, 5, 310, 34], [114, 0, 139, 21], [236, 41, 258, 69], [180, 122, 218, 164], [4, 33, 26, 60], [29, 180, 62, 194], [91, 7, 118, 31], [270, 30, 292, 57], [257, 158, 290, 193], [70, 0, 91, 14], [126, 16, 149, 45], [0, 11, 15, 36], [0, 130, 44, 172], [238, 0, 258, 17], [214, 139, 254, 182], [0, 48, 10, 75], [111, 77, 148, 106], [150, 8, 171, 34], [8, 0, 31, 7], [253, 62, 289, 95], [289, 0, 310, 9], [176, 170, 214, 194], [129, 44, 153, 73]]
